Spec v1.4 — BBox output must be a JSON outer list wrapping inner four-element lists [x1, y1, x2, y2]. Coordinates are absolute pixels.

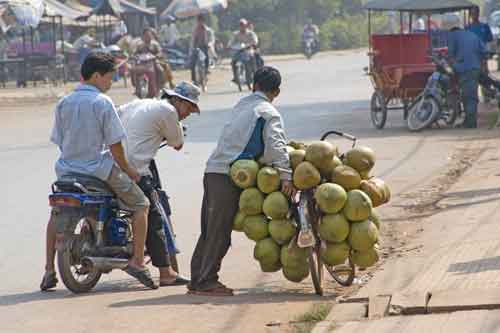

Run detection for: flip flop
[[40, 272, 58, 292], [186, 286, 234, 297], [123, 265, 158, 290], [159, 275, 190, 287]]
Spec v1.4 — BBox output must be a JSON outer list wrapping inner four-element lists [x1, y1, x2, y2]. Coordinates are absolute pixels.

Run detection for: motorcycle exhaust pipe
[[82, 257, 129, 272]]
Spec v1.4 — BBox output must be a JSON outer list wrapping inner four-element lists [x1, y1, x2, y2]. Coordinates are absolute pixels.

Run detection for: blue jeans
[[458, 69, 480, 128]]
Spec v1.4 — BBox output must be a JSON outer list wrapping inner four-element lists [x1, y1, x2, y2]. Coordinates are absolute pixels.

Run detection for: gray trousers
[[189, 173, 242, 291]]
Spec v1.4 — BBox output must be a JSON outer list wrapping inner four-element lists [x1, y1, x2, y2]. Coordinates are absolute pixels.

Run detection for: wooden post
[[60, 15, 66, 83]]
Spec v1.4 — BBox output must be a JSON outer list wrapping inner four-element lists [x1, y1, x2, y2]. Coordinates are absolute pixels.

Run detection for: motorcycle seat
[[53, 173, 114, 195]]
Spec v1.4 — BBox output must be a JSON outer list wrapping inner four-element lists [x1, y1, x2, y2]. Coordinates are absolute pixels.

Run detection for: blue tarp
[[0, 0, 45, 28]]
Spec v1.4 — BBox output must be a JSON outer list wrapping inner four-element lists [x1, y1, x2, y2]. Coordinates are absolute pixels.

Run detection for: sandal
[[123, 265, 158, 290], [40, 271, 58, 291], [187, 285, 234, 296], [160, 275, 190, 287]]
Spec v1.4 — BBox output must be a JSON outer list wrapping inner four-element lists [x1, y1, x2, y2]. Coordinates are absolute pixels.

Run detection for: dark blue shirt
[[447, 29, 486, 73], [467, 22, 493, 44], [236, 117, 266, 161]]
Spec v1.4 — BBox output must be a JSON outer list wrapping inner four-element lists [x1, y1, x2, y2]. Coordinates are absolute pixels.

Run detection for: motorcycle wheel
[[245, 62, 254, 91], [436, 93, 460, 127], [136, 77, 149, 99], [235, 64, 243, 92], [57, 218, 101, 294], [407, 95, 441, 132]]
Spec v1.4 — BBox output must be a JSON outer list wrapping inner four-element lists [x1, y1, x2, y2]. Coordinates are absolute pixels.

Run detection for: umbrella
[[161, 0, 228, 19], [0, 0, 44, 28]]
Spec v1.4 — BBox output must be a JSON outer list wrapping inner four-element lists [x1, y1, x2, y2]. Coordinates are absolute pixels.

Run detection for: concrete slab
[[368, 295, 391, 319], [428, 288, 500, 313], [312, 303, 367, 333], [334, 310, 500, 333], [389, 292, 429, 315]]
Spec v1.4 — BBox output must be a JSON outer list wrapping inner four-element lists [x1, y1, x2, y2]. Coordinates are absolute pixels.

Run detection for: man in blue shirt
[[467, 6, 495, 101], [445, 14, 487, 128], [41, 53, 157, 290]]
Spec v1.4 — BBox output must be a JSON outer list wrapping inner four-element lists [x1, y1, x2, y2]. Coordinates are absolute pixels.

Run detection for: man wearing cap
[[118, 81, 200, 286], [229, 18, 259, 85], [188, 66, 295, 296], [444, 13, 487, 128], [40, 81, 200, 290]]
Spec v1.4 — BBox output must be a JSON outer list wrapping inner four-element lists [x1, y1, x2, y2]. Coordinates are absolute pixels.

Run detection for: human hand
[[174, 144, 184, 151], [127, 169, 141, 183], [281, 180, 297, 198]]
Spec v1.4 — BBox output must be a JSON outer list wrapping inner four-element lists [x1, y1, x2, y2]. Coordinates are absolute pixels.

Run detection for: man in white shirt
[[160, 19, 180, 48], [118, 82, 200, 286]]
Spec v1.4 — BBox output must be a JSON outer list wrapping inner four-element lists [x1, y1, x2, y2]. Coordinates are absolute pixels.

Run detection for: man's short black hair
[[81, 52, 115, 81], [253, 66, 281, 93]]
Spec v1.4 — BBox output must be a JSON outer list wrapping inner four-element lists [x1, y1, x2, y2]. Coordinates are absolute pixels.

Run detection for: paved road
[[0, 50, 490, 333]]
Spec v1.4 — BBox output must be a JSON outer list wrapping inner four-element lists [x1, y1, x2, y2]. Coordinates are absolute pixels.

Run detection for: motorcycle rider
[[229, 18, 259, 84], [117, 82, 201, 286], [190, 15, 215, 83], [40, 52, 156, 291], [302, 19, 320, 53], [133, 28, 174, 95]]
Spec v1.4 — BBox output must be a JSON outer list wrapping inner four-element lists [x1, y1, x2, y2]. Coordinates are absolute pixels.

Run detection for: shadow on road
[[448, 256, 500, 275], [109, 290, 336, 308]]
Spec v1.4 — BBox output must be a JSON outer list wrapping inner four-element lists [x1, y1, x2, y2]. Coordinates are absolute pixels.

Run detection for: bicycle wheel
[[309, 247, 324, 296], [325, 257, 355, 287], [370, 91, 387, 129]]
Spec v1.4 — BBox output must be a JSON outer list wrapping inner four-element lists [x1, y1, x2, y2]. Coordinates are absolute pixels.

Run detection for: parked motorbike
[[407, 52, 461, 131], [50, 149, 180, 293], [231, 43, 256, 92], [130, 53, 157, 99], [191, 47, 208, 92]]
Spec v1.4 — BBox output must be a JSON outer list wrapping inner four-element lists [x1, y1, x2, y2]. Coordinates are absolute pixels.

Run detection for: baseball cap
[[161, 81, 201, 113]]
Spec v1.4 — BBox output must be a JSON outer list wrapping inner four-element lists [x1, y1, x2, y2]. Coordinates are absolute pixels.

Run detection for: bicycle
[[290, 130, 357, 296]]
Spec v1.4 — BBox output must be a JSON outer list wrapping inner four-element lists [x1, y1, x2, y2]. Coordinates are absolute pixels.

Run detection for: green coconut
[[260, 260, 282, 273], [239, 188, 265, 216], [263, 192, 289, 220], [320, 241, 351, 266], [243, 215, 269, 241], [348, 220, 379, 251], [289, 141, 307, 150], [305, 141, 337, 170], [289, 149, 306, 170], [230, 159, 260, 189], [233, 211, 246, 232], [344, 146, 376, 173], [319, 156, 343, 179], [282, 265, 310, 283], [315, 183, 348, 214], [351, 247, 379, 268], [293, 161, 321, 190], [254, 237, 281, 266], [360, 179, 386, 208], [370, 210, 381, 230], [343, 190, 373, 222], [257, 167, 281, 194], [281, 243, 308, 270], [269, 219, 297, 245], [331, 165, 362, 191], [319, 214, 350, 243]]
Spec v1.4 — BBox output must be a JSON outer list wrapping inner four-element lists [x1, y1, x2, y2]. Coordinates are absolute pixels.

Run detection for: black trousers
[[189, 173, 242, 290], [139, 176, 170, 268]]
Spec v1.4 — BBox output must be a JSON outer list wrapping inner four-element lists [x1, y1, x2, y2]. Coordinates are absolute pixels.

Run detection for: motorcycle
[[191, 47, 208, 92], [231, 43, 256, 92], [303, 32, 318, 59], [49, 148, 180, 293], [163, 46, 189, 70], [130, 53, 157, 99], [407, 52, 461, 131]]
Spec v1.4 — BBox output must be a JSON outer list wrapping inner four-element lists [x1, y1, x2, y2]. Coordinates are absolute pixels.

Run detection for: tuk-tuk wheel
[[370, 91, 387, 129]]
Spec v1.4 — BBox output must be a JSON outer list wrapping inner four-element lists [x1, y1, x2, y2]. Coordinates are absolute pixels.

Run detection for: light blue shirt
[[50, 84, 126, 180], [447, 29, 486, 73]]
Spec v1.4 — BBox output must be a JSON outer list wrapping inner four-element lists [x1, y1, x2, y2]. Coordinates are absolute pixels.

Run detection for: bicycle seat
[[53, 173, 114, 195]]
